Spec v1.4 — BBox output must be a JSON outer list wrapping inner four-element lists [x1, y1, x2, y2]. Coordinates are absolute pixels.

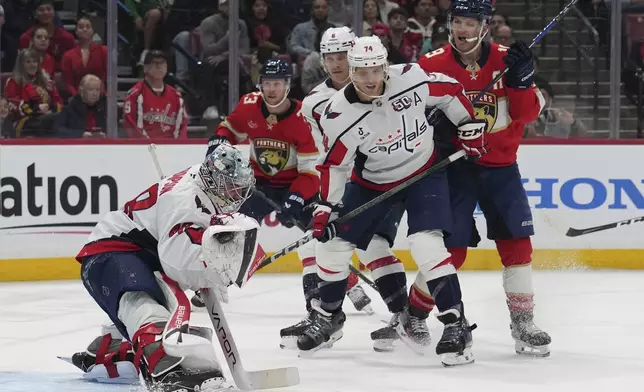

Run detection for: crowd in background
[[0, 0, 631, 140]]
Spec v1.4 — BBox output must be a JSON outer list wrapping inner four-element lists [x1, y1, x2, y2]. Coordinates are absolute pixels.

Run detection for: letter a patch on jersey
[[254, 138, 290, 176]]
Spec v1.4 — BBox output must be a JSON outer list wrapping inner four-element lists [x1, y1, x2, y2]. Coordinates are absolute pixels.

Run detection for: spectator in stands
[[362, 0, 382, 36], [387, 7, 423, 62], [61, 16, 108, 98], [301, 30, 326, 94], [525, 83, 588, 138], [19, 0, 75, 72], [2, 0, 38, 72], [288, 0, 332, 59], [420, 20, 449, 55], [4, 48, 62, 138], [122, 51, 187, 139], [124, 0, 169, 65], [54, 74, 106, 138], [328, 0, 353, 27], [407, 0, 438, 39], [28, 26, 55, 76], [200, 0, 250, 68], [0, 97, 17, 139], [246, 0, 287, 59], [489, 12, 508, 36], [492, 24, 513, 46], [377, 0, 399, 24], [371, 23, 408, 64]]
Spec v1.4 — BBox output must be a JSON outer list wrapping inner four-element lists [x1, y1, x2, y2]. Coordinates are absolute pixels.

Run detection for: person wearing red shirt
[[61, 16, 108, 97], [4, 48, 63, 137], [123, 51, 187, 139], [387, 7, 424, 62], [28, 26, 56, 76], [412, 0, 551, 358], [19, 0, 75, 72]]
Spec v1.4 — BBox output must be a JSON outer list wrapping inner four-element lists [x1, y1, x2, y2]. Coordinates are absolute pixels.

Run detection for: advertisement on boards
[[1, 143, 643, 280]]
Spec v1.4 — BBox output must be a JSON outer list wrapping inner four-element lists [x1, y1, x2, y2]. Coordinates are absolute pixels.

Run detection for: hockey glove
[[311, 202, 338, 243], [276, 192, 305, 228], [205, 135, 229, 157], [457, 119, 488, 160], [503, 40, 535, 89]]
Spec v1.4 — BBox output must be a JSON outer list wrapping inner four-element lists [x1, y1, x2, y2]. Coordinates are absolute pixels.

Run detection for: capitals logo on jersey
[[467, 91, 498, 132], [254, 138, 290, 176]]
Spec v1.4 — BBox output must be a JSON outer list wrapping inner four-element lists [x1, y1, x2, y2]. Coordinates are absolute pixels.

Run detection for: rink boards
[[1, 140, 644, 281]]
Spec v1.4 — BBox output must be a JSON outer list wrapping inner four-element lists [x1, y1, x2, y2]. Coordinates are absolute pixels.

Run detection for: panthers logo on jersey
[[467, 91, 498, 132], [254, 138, 290, 176]]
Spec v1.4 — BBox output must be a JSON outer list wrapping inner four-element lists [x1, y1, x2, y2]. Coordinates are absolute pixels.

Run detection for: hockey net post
[[200, 288, 300, 390]]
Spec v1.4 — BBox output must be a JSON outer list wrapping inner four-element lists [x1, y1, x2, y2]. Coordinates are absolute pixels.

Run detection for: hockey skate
[[346, 284, 374, 314], [134, 322, 234, 392], [191, 290, 205, 308], [370, 314, 398, 352], [435, 305, 477, 367], [510, 311, 551, 357], [296, 305, 346, 355], [280, 311, 315, 349], [394, 307, 431, 355]]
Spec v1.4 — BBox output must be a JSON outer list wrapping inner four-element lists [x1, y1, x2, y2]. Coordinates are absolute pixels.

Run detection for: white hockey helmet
[[348, 36, 388, 69], [320, 26, 355, 54]]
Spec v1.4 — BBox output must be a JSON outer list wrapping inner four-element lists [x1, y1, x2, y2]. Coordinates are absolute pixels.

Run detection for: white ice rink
[[1, 270, 643, 392]]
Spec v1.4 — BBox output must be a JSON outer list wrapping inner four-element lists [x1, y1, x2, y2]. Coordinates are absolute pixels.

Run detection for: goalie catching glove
[[200, 213, 266, 302], [456, 119, 488, 160]]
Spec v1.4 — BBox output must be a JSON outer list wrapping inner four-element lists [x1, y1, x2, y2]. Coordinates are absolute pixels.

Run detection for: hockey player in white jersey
[[71, 144, 262, 391], [298, 36, 487, 366]]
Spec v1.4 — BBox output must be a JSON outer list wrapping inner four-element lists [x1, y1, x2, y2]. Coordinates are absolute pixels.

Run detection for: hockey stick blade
[[566, 215, 644, 237], [201, 288, 300, 390], [252, 189, 378, 290]]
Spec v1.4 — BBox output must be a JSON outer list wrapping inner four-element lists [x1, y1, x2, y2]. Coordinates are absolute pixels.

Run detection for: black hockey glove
[[503, 40, 535, 89], [205, 135, 229, 157], [276, 192, 305, 228]]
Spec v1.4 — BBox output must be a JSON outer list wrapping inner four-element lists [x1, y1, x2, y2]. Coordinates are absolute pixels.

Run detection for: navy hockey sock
[[302, 272, 320, 311], [374, 272, 408, 313], [319, 278, 349, 312], [426, 273, 462, 311]]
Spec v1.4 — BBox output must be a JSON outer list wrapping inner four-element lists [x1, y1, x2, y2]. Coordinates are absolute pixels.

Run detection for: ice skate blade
[[279, 336, 299, 350], [394, 323, 430, 356], [441, 348, 475, 367], [372, 339, 395, 353], [298, 331, 343, 357], [515, 340, 550, 357]]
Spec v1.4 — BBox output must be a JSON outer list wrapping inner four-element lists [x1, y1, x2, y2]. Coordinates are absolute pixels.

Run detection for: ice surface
[[1, 271, 643, 392]]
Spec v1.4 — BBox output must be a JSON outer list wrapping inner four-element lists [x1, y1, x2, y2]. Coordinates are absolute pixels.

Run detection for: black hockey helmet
[[259, 58, 293, 80], [450, 0, 494, 23]]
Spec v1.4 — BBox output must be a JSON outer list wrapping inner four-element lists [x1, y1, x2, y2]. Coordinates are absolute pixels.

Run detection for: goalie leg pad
[[80, 251, 169, 340]]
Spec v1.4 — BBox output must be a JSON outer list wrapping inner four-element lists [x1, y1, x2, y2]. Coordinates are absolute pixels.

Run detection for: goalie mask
[[199, 144, 255, 213]]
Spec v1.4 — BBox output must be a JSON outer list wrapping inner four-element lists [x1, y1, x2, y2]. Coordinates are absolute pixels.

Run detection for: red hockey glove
[[457, 119, 488, 160], [311, 202, 337, 243]]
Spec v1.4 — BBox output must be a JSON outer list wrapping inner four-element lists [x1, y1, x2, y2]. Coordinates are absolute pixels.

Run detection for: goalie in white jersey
[[298, 36, 488, 366], [71, 144, 262, 391]]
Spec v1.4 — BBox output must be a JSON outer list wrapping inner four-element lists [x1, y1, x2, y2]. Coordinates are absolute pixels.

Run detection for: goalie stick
[[566, 216, 644, 237], [201, 288, 300, 390], [252, 188, 379, 291]]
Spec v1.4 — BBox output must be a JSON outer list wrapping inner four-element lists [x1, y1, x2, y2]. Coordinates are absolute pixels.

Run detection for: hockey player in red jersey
[[411, 0, 551, 357], [71, 144, 262, 391], [204, 58, 326, 348], [123, 51, 187, 139]]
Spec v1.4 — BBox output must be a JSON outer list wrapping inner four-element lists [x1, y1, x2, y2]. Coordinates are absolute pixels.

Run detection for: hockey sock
[[496, 238, 535, 313], [319, 278, 349, 313], [372, 271, 408, 314], [302, 272, 320, 312], [425, 273, 462, 311], [409, 283, 435, 318], [346, 271, 359, 290]]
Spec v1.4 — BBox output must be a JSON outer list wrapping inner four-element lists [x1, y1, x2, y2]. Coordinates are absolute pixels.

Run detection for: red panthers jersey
[[419, 42, 545, 167], [216, 92, 320, 200]]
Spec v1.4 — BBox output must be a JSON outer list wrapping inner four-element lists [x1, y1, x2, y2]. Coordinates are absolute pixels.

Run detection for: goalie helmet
[[199, 144, 255, 213]]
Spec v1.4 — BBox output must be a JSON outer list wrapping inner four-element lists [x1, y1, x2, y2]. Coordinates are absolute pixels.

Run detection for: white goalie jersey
[[318, 63, 475, 204], [76, 165, 262, 290]]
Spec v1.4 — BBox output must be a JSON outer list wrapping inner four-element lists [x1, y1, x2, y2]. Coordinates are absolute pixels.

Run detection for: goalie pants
[[80, 251, 167, 341]]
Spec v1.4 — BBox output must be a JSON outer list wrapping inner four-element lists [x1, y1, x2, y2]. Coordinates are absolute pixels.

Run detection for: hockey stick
[[566, 216, 644, 237], [148, 144, 166, 179], [200, 288, 300, 390], [257, 149, 467, 269], [252, 188, 378, 291]]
